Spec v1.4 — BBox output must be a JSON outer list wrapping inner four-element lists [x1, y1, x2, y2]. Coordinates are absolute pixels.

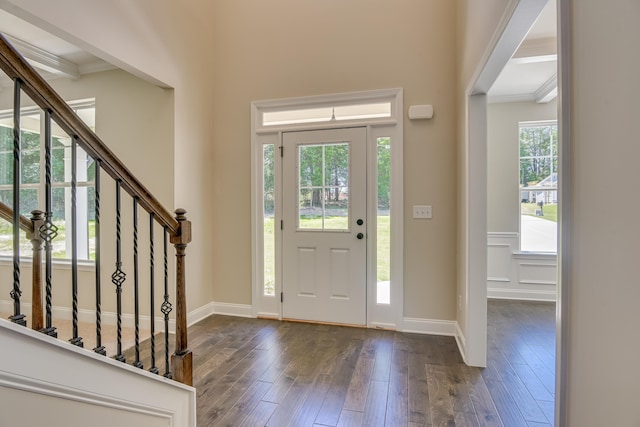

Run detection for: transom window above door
[[262, 102, 391, 127]]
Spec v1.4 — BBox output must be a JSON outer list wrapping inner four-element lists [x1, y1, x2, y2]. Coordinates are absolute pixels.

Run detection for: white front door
[[282, 127, 367, 325]]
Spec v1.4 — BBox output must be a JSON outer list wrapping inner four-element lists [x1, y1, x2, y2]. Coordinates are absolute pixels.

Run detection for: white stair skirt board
[[0, 320, 196, 427]]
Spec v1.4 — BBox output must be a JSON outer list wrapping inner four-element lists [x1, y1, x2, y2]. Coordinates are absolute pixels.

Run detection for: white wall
[[563, 0, 640, 424]]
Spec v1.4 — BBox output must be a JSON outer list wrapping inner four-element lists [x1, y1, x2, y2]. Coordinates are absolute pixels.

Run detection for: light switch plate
[[413, 205, 432, 219]]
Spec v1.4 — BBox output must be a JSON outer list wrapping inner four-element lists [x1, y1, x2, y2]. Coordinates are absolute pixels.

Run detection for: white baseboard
[[187, 302, 215, 327], [488, 288, 556, 301], [211, 301, 254, 318], [402, 317, 457, 336], [455, 322, 468, 364]]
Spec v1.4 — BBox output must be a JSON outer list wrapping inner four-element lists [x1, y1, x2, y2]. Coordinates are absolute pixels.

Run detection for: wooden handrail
[[0, 34, 180, 236], [0, 201, 33, 233]]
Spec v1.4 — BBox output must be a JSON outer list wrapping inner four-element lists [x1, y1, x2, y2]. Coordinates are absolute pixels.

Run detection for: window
[[263, 144, 275, 295], [0, 100, 96, 261], [519, 121, 557, 252], [376, 137, 391, 304], [262, 102, 391, 127]]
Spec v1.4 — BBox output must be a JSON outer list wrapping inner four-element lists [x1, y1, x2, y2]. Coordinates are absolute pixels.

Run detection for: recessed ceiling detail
[[489, 0, 558, 104]]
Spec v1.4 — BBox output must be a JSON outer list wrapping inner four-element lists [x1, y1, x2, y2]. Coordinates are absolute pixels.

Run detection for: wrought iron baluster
[[162, 226, 172, 379], [69, 137, 83, 347], [9, 78, 26, 327], [40, 110, 57, 337], [93, 160, 106, 355], [149, 213, 158, 374], [133, 197, 143, 369], [112, 180, 126, 363]]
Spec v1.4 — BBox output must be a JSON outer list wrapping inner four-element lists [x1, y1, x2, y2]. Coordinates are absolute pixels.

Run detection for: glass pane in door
[[298, 143, 349, 231]]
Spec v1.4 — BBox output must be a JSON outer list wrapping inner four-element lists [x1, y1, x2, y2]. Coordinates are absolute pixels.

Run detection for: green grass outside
[[262, 215, 390, 295], [0, 219, 96, 259], [521, 203, 557, 222]]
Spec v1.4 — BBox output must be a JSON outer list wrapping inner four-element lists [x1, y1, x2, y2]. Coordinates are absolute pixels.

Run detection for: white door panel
[[282, 128, 367, 325]]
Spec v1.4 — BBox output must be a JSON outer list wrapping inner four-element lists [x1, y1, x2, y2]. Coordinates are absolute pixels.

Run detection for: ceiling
[[0, 4, 555, 103], [0, 8, 114, 85], [488, 0, 558, 104]]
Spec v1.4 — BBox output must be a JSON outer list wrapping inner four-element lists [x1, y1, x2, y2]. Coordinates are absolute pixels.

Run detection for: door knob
[[357, 233, 364, 239], [357, 219, 364, 226]]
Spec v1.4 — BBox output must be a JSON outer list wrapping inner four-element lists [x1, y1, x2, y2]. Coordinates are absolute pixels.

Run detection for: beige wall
[[210, 0, 458, 319], [564, 0, 640, 424], [488, 100, 557, 233]]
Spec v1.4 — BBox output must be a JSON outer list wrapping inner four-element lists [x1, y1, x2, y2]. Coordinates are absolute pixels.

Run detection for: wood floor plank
[[444, 363, 474, 415], [454, 411, 480, 427], [426, 363, 456, 427], [484, 379, 528, 427], [287, 373, 333, 427], [490, 348, 549, 424], [386, 347, 408, 426], [342, 351, 375, 411], [315, 335, 364, 426], [362, 379, 388, 427], [408, 340, 431, 425], [212, 379, 271, 427], [337, 409, 364, 427], [239, 400, 278, 427], [371, 334, 393, 382], [465, 368, 504, 427], [537, 399, 555, 425], [267, 334, 343, 427], [510, 363, 555, 403]]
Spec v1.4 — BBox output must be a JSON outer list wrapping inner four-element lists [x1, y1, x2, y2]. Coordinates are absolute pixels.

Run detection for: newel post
[[170, 208, 193, 386], [28, 210, 45, 331]]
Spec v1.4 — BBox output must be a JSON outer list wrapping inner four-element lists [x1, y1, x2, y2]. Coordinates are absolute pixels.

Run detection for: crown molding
[[535, 73, 558, 103], [4, 34, 80, 79]]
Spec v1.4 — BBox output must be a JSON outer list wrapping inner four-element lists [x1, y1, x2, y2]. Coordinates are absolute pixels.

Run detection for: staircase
[[0, 33, 195, 426]]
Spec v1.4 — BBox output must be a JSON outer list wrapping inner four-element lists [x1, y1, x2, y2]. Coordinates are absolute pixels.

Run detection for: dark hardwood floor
[[129, 300, 556, 426]]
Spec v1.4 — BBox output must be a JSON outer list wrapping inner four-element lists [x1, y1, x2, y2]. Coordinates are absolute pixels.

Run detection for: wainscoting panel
[[487, 233, 557, 301]]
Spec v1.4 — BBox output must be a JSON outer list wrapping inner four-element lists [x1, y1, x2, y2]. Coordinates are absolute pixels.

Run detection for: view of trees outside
[[519, 123, 558, 252], [298, 143, 349, 230], [263, 144, 275, 295], [0, 124, 96, 259]]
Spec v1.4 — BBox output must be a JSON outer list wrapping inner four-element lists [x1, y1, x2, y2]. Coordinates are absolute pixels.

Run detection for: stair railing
[[0, 34, 192, 385]]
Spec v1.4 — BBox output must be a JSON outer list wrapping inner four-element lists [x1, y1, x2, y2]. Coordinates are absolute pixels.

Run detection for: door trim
[[250, 88, 404, 329]]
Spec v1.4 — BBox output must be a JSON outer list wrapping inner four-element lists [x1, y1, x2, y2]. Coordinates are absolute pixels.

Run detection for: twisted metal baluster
[[69, 138, 83, 347], [93, 160, 106, 355], [149, 213, 158, 374], [112, 180, 126, 363], [162, 226, 172, 379], [133, 197, 143, 369], [40, 110, 57, 337], [9, 79, 25, 326]]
